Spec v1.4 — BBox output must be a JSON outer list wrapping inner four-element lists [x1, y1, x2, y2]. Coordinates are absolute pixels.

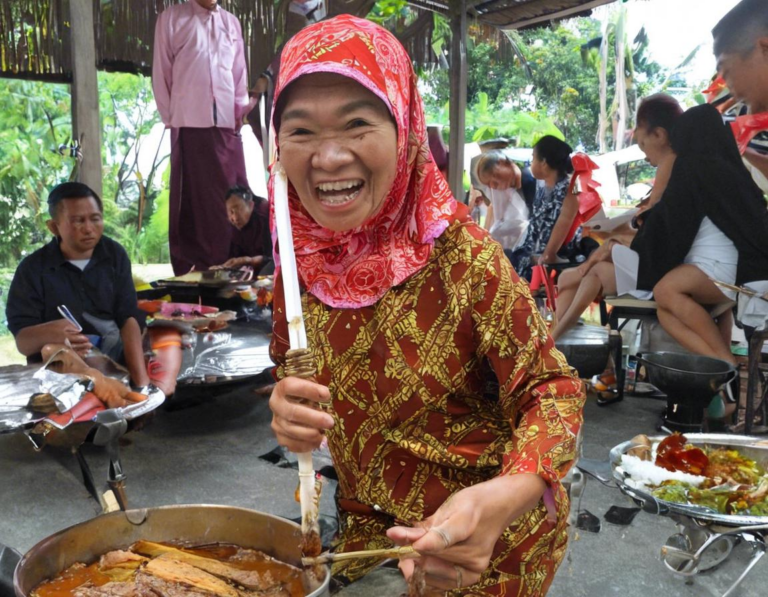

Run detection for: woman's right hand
[[269, 377, 334, 452], [575, 261, 592, 277], [578, 240, 615, 276]]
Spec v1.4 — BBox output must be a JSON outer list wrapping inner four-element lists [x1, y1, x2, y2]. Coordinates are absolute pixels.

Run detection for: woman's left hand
[[386, 473, 546, 592]]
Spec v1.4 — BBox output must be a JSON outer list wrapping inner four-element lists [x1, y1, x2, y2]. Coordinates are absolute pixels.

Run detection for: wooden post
[[448, 0, 467, 202], [70, 0, 103, 197]]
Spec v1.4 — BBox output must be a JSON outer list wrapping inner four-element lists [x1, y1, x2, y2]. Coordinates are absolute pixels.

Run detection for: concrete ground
[[1, 382, 767, 596]]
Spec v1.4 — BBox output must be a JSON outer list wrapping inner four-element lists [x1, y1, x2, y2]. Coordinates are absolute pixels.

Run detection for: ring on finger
[[430, 526, 452, 548], [454, 565, 463, 589]]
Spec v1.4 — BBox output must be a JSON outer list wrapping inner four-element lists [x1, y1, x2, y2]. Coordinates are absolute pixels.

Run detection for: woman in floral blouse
[[507, 136, 584, 280], [267, 15, 585, 596]]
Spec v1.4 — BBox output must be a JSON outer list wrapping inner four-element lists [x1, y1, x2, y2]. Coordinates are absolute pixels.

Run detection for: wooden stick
[[301, 546, 420, 566], [272, 162, 322, 559]]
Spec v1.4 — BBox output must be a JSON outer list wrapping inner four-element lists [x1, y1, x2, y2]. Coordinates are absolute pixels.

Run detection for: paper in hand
[[585, 208, 638, 232]]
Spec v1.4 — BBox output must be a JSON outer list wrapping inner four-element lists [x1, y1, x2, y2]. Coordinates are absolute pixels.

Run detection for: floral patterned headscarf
[[270, 14, 457, 308]]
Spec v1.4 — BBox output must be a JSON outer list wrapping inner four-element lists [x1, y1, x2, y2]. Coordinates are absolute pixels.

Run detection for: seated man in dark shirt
[[5, 182, 150, 390], [212, 186, 274, 274]]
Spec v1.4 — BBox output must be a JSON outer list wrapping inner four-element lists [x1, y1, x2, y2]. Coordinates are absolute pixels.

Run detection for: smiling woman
[[277, 74, 398, 232], [266, 14, 585, 596]]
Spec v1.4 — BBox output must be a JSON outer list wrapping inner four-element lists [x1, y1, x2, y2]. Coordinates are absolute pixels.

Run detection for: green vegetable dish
[[651, 448, 768, 516]]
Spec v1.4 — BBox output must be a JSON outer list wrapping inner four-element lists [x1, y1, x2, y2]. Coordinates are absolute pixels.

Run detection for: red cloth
[[703, 75, 728, 106], [268, 15, 457, 308], [564, 153, 603, 244], [169, 127, 248, 274], [45, 393, 104, 429], [730, 112, 768, 155]]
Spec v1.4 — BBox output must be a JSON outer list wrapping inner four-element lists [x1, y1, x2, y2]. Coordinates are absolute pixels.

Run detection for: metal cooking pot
[[636, 352, 736, 405], [13, 505, 330, 597], [1, 543, 21, 597], [554, 325, 611, 379]]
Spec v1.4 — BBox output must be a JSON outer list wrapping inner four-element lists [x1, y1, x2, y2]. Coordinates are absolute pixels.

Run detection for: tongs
[[712, 279, 768, 301], [301, 545, 419, 566]]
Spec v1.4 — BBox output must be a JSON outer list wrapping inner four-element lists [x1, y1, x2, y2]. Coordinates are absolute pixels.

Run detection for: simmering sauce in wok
[[31, 542, 306, 597]]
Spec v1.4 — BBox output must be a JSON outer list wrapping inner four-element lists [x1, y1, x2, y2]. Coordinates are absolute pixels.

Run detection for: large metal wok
[[610, 433, 768, 596], [13, 505, 330, 597], [636, 352, 737, 432], [636, 353, 737, 405]]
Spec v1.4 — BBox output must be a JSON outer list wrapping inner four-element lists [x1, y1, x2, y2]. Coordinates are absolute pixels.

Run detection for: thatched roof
[[0, 0, 615, 84], [413, 0, 616, 29]]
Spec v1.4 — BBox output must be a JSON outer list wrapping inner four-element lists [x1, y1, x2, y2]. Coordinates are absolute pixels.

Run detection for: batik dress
[[271, 209, 585, 596]]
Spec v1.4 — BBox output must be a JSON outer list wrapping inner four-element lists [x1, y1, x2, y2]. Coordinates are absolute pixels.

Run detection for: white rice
[[619, 453, 707, 490]]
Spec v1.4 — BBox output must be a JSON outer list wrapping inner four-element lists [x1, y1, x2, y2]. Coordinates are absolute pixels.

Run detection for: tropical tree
[[0, 72, 168, 268], [98, 72, 168, 260], [424, 91, 564, 146], [0, 80, 72, 266], [580, 4, 667, 151], [418, 18, 607, 149]]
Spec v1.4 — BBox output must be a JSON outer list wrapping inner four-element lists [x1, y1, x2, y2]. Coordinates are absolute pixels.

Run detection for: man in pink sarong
[[153, 0, 252, 274]]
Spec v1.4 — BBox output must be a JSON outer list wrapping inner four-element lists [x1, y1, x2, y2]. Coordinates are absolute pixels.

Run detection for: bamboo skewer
[[713, 279, 768, 301], [272, 163, 323, 561], [301, 546, 420, 566]]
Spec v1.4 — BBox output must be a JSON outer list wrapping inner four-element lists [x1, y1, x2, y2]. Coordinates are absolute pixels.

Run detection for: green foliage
[[367, 0, 411, 26], [521, 21, 605, 148], [417, 14, 666, 153], [424, 92, 563, 146], [0, 267, 17, 336], [0, 72, 169, 268], [137, 169, 171, 264], [0, 80, 72, 265], [98, 72, 169, 262], [419, 20, 604, 149]]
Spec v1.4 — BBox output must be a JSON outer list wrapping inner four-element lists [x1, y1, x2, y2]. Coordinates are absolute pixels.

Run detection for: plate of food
[[611, 433, 768, 526], [156, 269, 253, 288]]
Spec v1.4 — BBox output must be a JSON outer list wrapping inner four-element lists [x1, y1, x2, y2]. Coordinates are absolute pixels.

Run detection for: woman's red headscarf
[[270, 14, 457, 308]]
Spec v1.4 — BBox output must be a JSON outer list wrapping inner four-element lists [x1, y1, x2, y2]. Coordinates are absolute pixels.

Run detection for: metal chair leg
[[722, 532, 765, 597], [74, 446, 101, 505], [744, 330, 765, 435], [609, 329, 624, 401]]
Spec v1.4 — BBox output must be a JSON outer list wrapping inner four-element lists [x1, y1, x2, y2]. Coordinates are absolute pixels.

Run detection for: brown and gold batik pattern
[[271, 211, 585, 596]]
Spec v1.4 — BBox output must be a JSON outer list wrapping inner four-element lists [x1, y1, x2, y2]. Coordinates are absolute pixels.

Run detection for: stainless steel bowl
[[14, 505, 330, 597]]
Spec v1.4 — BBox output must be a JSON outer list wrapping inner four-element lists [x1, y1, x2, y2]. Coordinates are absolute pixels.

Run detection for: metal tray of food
[[610, 433, 768, 527], [155, 269, 253, 288]]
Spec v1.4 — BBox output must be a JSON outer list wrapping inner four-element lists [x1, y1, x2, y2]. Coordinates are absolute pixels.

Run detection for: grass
[[0, 335, 23, 366], [0, 267, 23, 366]]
